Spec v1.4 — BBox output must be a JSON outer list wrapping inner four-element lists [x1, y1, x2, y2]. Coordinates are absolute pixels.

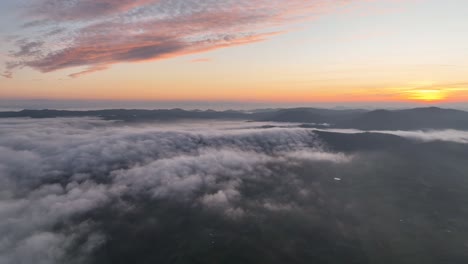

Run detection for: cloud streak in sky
[[5, 0, 352, 77]]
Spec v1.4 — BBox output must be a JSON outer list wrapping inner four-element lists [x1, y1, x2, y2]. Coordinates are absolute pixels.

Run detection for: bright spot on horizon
[[406, 89, 447, 102]]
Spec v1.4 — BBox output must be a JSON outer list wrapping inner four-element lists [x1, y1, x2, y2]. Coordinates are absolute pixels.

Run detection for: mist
[[1, 118, 468, 264]]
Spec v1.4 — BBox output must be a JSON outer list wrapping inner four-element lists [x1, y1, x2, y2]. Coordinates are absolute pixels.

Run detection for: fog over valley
[[1, 111, 468, 264]]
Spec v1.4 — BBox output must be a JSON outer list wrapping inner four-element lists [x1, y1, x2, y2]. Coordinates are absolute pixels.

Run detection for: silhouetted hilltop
[[258, 108, 366, 123], [1, 107, 468, 130], [0, 109, 250, 121], [346, 107, 468, 130], [261, 107, 468, 130]]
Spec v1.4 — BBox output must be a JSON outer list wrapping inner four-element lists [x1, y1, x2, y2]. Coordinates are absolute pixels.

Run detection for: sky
[[1, 0, 468, 106]]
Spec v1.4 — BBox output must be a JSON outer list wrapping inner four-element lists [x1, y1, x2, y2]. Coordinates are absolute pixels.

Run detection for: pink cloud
[[68, 65, 109, 78], [7, 0, 356, 77], [1, 71, 12, 79]]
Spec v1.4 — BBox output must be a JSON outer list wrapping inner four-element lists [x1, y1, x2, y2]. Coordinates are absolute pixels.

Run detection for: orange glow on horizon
[[3, 87, 467, 103], [404, 89, 448, 102], [3, 73, 468, 104]]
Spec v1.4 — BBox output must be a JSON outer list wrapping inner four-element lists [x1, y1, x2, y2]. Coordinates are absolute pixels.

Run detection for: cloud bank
[[3, 0, 353, 77], [2, 118, 468, 263], [0, 118, 353, 264], [317, 128, 468, 144]]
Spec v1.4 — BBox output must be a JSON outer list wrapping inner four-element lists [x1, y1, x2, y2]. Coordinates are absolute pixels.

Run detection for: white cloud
[[375, 129, 468, 144], [316, 128, 468, 144], [0, 117, 353, 263], [285, 150, 353, 163]]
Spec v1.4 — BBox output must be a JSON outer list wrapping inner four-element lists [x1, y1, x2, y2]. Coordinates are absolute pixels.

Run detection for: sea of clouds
[[0, 118, 353, 264], [2, 118, 468, 264]]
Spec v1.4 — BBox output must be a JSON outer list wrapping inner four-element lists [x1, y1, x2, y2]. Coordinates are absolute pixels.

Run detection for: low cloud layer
[[2, 118, 468, 263], [318, 128, 468, 144], [4, 0, 353, 77], [0, 118, 353, 264]]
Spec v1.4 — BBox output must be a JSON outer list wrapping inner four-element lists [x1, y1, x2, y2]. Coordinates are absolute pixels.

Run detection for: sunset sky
[[1, 0, 468, 105]]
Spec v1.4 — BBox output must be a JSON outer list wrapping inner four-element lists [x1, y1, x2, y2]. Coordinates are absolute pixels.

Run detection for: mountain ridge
[[1, 107, 467, 130]]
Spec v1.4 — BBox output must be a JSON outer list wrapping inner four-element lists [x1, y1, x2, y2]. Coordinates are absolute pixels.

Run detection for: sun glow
[[406, 89, 447, 102]]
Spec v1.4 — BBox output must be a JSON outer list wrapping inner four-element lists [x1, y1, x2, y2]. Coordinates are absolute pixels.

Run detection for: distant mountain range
[[2, 107, 468, 130]]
